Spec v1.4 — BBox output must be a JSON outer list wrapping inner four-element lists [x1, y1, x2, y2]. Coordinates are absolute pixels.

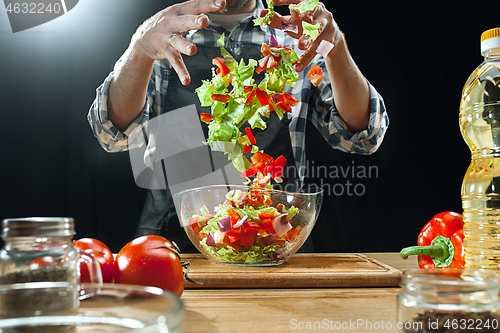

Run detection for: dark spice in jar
[[0, 265, 78, 333], [0, 264, 74, 284], [0, 265, 77, 316], [403, 310, 500, 333]]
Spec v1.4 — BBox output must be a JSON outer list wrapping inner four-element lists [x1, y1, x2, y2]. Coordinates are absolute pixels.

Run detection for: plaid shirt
[[88, 0, 389, 181]]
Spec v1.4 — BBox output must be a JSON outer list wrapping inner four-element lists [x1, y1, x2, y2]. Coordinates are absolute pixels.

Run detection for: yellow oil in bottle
[[460, 28, 500, 274]]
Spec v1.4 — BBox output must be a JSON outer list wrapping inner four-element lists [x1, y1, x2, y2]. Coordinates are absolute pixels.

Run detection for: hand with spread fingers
[[107, 0, 226, 131], [260, 0, 342, 72], [131, 0, 226, 85], [260, 0, 370, 132]]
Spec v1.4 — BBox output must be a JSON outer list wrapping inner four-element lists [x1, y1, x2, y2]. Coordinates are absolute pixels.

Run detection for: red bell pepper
[[243, 145, 251, 154], [272, 155, 286, 179], [255, 88, 271, 107], [400, 211, 465, 268], [241, 166, 257, 178], [211, 94, 231, 103], [226, 209, 240, 227], [200, 113, 213, 124], [245, 127, 257, 145], [212, 57, 230, 77], [244, 90, 257, 105]]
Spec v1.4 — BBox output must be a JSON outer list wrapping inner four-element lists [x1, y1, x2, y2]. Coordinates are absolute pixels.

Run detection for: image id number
[[5, 2, 62, 14], [444, 318, 499, 330]]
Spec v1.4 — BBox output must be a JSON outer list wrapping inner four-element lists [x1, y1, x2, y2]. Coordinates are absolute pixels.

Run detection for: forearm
[[324, 35, 370, 133], [108, 46, 155, 132]]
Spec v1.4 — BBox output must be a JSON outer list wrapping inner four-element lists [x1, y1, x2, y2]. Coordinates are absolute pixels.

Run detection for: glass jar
[[0, 217, 102, 318], [398, 268, 500, 332]]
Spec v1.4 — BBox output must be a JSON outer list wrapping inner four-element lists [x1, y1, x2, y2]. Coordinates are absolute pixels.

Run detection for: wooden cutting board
[[182, 253, 401, 288]]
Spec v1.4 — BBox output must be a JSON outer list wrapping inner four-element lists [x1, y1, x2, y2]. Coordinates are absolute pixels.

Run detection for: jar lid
[[1, 217, 75, 237], [481, 28, 500, 54]]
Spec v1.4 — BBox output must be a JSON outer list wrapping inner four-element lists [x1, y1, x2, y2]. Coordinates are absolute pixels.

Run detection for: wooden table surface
[[180, 253, 418, 333]]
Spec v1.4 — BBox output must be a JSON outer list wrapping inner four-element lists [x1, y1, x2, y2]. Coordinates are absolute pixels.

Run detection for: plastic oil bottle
[[460, 28, 500, 274]]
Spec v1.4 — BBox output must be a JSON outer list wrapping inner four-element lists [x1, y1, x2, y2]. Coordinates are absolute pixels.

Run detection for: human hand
[[130, 0, 226, 85], [259, 0, 343, 72]]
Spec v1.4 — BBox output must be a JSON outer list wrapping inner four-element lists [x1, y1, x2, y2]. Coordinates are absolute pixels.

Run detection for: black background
[[0, 0, 498, 253]]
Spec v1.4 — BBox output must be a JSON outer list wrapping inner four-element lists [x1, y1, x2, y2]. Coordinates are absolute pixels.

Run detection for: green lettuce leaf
[[200, 238, 285, 264], [253, 0, 275, 26], [195, 80, 215, 107], [302, 21, 321, 41], [289, 0, 320, 13]]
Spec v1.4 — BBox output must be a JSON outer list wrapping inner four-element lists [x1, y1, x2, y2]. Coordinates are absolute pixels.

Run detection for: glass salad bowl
[[174, 184, 323, 266]]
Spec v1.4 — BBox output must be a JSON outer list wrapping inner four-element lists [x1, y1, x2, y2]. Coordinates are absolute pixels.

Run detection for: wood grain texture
[[180, 253, 418, 333], [182, 253, 402, 288]]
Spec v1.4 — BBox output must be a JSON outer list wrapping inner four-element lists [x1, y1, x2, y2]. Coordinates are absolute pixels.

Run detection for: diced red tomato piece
[[277, 93, 298, 107], [243, 144, 251, 154], [190, 221, 200, 234], [243, 221, 265, 232], [229, 239, 241, 252], [306, 64, 325, 87], [200, 113, 213, 124], [226, 227, 242, 237], [241, 167, 258, 178], [261, 218, 275, 234], [256, 66, 265, 74], [227, 235, 240, 244], [261, 43, 272, 57], [240, 230, 257, 247], [272, 155, 287, 179], [285, 229, 299, 242], [211, 94, 231, 103], [243, 86, 253, 93], [245, 127, 257, 145], [258, 211, 275, 220], [227, 209, 240, 226], [276, 101, 292, 113], [251, 151, 274, 167]]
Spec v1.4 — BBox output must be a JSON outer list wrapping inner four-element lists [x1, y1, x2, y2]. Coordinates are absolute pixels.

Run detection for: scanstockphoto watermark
[[290, 318, 422, 331], [3, 0, 79, 33], [276, 160, 379, 197]]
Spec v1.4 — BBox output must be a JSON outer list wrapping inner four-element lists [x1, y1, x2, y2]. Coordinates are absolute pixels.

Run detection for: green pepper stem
[[400, 245, 445, 261], [400, 234, 455, 267]]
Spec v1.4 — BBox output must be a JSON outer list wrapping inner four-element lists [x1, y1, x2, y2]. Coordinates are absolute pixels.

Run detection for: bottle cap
[[481, 28, 500, 54], [1, 217, 75, 237]]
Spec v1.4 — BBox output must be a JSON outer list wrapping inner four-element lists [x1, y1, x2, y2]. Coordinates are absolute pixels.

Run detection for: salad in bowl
[[174, 184, 323, 266]]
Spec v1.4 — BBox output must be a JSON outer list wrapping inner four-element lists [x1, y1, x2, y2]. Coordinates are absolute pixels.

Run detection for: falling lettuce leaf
[[253, 0, 275, 26], [195, 31, 304, 174], [302, 21, 321, 41], [289, 0, 320, 13]]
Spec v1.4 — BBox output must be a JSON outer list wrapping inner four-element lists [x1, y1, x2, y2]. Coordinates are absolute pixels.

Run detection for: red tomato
[[72, 238, 115, 283], [114, 235, 184, 297], [306, 64, 325, 87], [29, 256, 55, 270]]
